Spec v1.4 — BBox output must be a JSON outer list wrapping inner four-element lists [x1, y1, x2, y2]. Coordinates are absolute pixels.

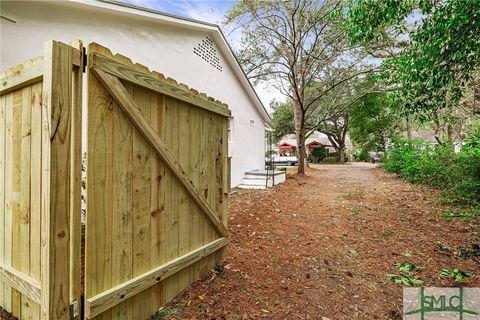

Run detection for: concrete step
[[237, 184, 268, 190], [237, 170, 286, 189], [245, 170, 285, 176], [240, 178, 273, 187], [244, 173, 282, 180]]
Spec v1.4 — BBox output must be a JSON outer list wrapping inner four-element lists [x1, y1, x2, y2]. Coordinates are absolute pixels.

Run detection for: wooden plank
[[85, 237, 228, 318], [204, 114, 217, 274], [85, 52, 114, 307], [92, 69, 228, 237], [90, 54, 230, 118], [69, 41, 83, 312], [218, 118, 229, 264], [0, 61, 43, 95], [0, 94, 5, 308], [131, 84, 153, 315], [41, 40, 72, 320], [28, 81, 43, 320], [0, 264, 41, 305], [86, 41, 116, 320], [189, 107, 203, 283], [177, 101, 191, 293], [221, 118, 229, 226], [19, 85, 32, 319], [11, 88, 22, 318], [3, 92, 13, 312], [150, 95, 163, 267], [164, 97, 179, 302], [110, 83, 134, 320], [132, 85, 152, 276], [149, 89, 162, 309]]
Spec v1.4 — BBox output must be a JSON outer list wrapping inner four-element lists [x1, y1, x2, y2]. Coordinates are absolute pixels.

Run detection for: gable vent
[[193, 36, 223, 72]]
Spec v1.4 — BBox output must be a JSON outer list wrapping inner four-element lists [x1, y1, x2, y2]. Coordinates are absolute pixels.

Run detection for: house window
[[228, 117, 234, 143]]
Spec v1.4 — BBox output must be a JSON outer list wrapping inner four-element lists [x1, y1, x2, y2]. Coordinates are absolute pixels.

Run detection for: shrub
[[322, 156, 338, 163], [354, 150, 371, 162], [383, 130, 480, 205], [308, 147, 327, 163]]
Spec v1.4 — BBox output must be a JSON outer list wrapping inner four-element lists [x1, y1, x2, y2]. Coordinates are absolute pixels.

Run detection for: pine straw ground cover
[[1, 165, 478, 319], [155, 164, 479, 320]]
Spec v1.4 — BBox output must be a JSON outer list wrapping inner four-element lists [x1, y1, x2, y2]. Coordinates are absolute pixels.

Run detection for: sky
[[121, 0, 234, 25], [119, 0, 284, 110]]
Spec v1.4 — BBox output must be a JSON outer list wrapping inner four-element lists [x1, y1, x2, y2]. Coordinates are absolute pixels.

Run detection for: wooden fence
[[0, 40, 230, 319], [0, 41, 83, 319]]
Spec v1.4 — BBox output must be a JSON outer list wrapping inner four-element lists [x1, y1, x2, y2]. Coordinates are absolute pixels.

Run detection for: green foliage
[[386, 274, 424, 286], [343, 0, 480, 113], [350, 92, 399, 152], [440, 268, 472, 282], [391, 0, 480, 113], [322, 156, 338, 164], [383, 131, 480, 205], [150, 307, 179, 320], [342, 0, 416, 44], [442, 207, 480, 223], [394, 262, 419, 274], [270, 102, 295, 143], [308, 147, 327, 163], [354, 150, 371, 162], [386, 261, 424, 286]]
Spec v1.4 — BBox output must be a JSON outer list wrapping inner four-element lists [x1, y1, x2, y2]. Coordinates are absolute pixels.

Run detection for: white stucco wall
[[0, 1, 268, 187]]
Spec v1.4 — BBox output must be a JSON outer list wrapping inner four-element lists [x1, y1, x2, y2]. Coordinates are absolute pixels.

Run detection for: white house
[[0, 0, 272, 187]]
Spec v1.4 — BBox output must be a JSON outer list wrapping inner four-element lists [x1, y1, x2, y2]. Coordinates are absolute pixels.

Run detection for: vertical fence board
[[177, 101, 191, 292], [19, 85, 32, 318], [0, 92, 5, 308], [11, 88, 23, 317], [4, 92, 14, 313], [41, 40, 73, 320], [69, 40, 83, 314], [28, 81, 43, 319], [86, 59, 114, 303], [110, 85, 134, 320], [131, 85, 153, 316]]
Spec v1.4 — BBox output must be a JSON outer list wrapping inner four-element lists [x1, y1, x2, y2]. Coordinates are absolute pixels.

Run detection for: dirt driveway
[[164, 164, 479, 319]]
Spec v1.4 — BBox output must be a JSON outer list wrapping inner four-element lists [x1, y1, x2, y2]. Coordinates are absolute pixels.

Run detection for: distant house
[[306, 141, 328, 154], [1, 0, 272, 188], [276, 132, 336, 156], [278, 142, 296, 155]]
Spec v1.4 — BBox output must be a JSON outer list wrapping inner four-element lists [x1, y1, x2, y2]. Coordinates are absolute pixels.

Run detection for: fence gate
[[84, 43, 230, 319], [0, 41, 83, 319]]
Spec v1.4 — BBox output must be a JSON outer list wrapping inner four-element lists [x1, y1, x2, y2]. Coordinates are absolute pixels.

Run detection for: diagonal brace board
[[92, 68, 229, 237]]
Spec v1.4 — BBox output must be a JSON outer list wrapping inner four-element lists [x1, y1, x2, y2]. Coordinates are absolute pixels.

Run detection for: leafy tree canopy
[[270, 101, 295, 143], [349, 92, 399, 152], [343, 0, 480, 114]]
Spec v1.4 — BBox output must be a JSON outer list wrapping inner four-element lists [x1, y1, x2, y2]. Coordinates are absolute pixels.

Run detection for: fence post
[[40, 40, 74, 320]]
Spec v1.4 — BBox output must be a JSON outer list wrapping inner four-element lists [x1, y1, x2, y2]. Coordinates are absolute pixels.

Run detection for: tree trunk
[[293, 99, 306, 175], [339, 148, 345, 163], [406, 116, 411, 139]]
